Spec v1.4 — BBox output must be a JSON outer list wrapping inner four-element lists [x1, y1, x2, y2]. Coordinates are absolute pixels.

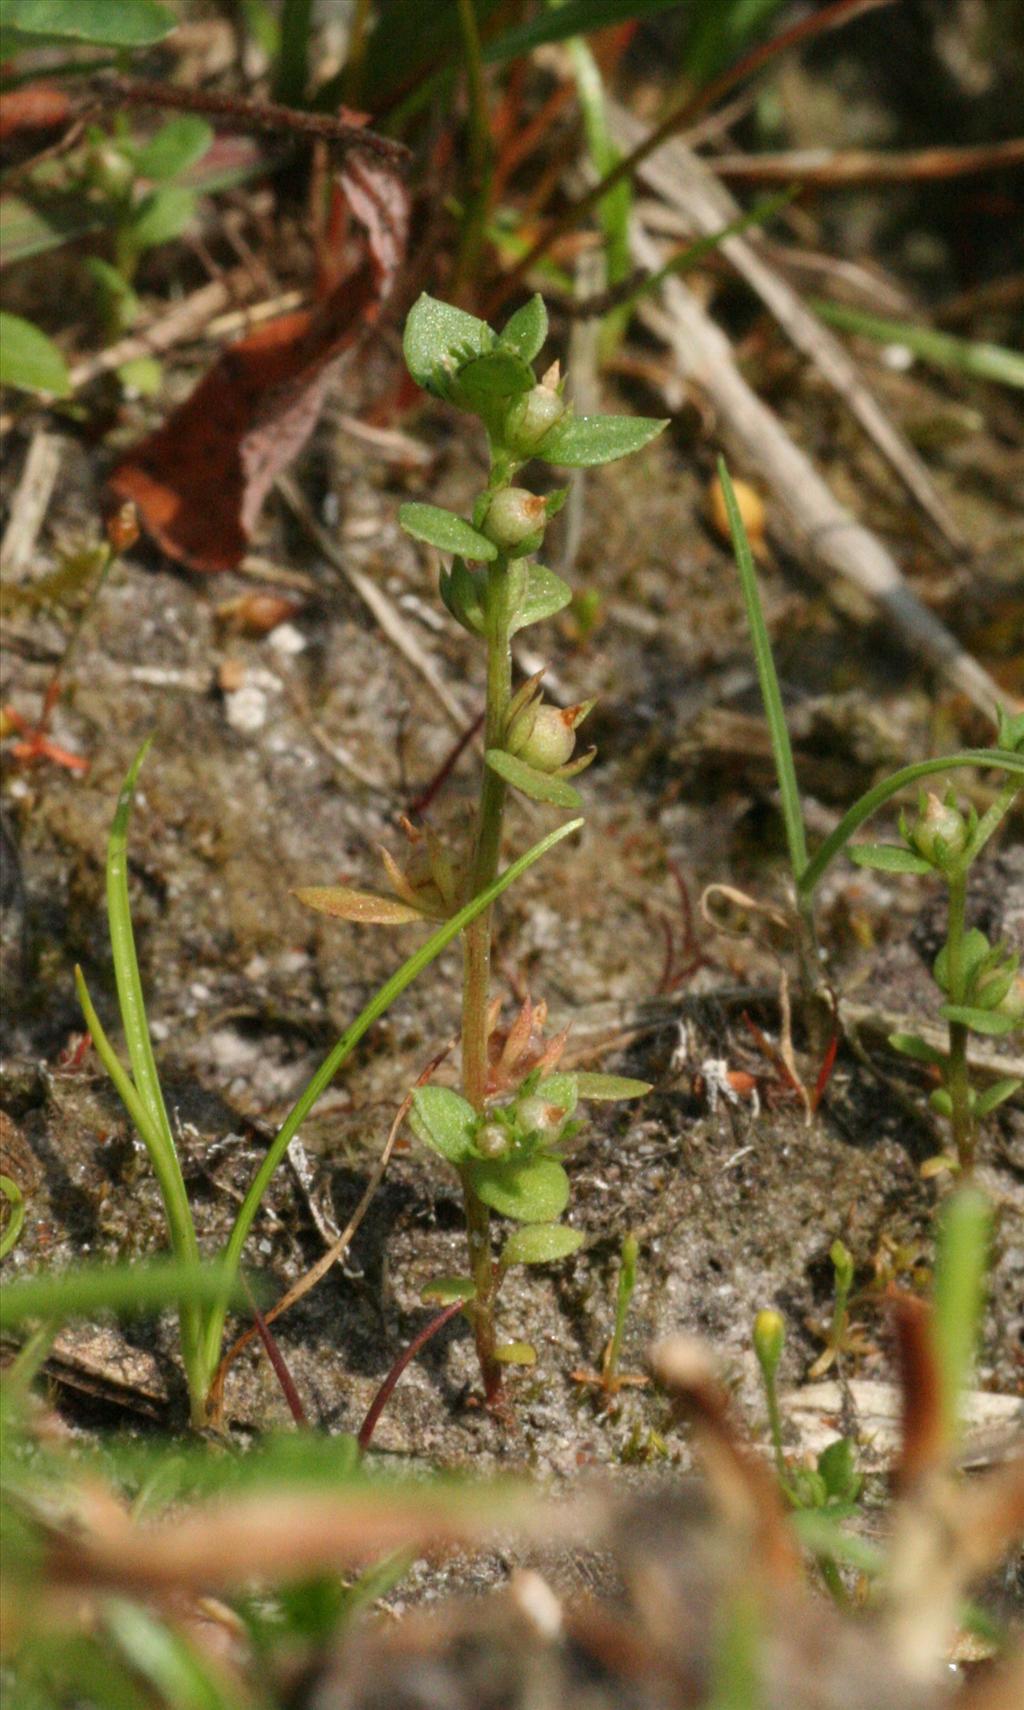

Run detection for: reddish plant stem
[[357, 1299, 465, 1452], [407, 709, 485, 820], [79, 77, 410, 165], [243, 1276, 308, 1427]]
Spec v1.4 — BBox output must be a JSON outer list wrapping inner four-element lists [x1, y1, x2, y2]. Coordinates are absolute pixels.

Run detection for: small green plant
[[718, 460, 1024, 1168], [299, 293, 665, 1405], [76, 743, 578, 1427], [572, 1230, 649, 1402]]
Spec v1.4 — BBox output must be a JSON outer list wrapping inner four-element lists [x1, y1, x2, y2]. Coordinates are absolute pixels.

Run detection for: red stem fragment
[[357, 1299, 465, 1453]]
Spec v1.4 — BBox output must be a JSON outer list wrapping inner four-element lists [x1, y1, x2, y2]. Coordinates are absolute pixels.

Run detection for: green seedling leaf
[[128, 185, 196, 252], [508, 562, 572, 634], [502, 1223, 584, 1266], [535, 412, 667, 467], [939, 1004, 1021, 1037], [2, 0, 175, 46], [0, 1260, 251, 1330], [817, 1437, 861, 1504], [574, 1071, 652, 1099], [498, 295, 548, 362], [0, 1174, 25, 1260], [410, 1086, 477, 1164], [934, 929, 992, 993], [421, 1275, 477, 1303], [974, 1077, 1022, 1118], [439, 557, 486, 633], [453, 349, 534, 413], [0, 311, 71, 396], [137, 117, 214, 182], [888, 1032, 947, 1066], [403, 292, 493, 394], [929, 1088, 953, 1117], [848, 842, 933, 874], [493, 1340, 537, 1365], [469, 1154, 571, 1223], [485, 748, 582, 808], [399, 502, 498, 561]]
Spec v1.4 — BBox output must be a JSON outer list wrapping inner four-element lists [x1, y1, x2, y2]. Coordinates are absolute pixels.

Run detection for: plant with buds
[[299, 294, 664, 1403], [848, 740, 1023, 1174]]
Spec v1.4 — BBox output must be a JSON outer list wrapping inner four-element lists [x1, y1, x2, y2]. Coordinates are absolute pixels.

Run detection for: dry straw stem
[[632, 233, 1006, 716], [612, 104, 965, 551]]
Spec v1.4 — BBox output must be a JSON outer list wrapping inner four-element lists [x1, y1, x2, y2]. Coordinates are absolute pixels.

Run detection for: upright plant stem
[[452, 0, 493, 298], [461, 554, 512, 1402], [944, 869, 975, 1170]]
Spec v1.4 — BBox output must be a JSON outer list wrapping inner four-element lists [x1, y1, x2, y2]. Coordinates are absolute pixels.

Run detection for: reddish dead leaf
[[0, 84, 71, 143], [108, 159, 410, 574]]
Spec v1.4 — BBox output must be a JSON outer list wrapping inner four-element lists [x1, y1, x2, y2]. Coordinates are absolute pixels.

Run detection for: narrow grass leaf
[[0, 1260, 250, 1329], [719, 456, 807, 881], [812, 298, 1024, 391]]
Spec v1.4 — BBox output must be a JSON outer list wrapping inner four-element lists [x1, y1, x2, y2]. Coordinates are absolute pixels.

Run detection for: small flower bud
[[475, 1122, 511, 1159], [752, 1309, 785, 1379], [106, 502, 139, 555], [511, 704, 578, 773], [481, 487, 548, 550], [516, 1095, 564, 1139], [908, 793, 970, 866], [505, 376, 567, 453], [86, 141, 135, 199], [992, 974, 1024, 1025]]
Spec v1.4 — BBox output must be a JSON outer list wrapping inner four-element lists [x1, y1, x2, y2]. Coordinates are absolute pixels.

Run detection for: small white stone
[[268, 622, 306, 657], [225, 683, 268, 734]]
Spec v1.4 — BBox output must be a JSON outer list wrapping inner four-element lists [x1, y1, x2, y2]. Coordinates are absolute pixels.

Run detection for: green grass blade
[[205, 816, 584, 1373], [798, 750, 1024, 898], [719, 456, 808, 881], [619, 188, 796, 317], [107, 744, 176, 1150], [931, 1187, 992, 1448], [0, 1259, 251, 1330], [0, 1173, 26, 1259], [811, 299, 1024, 391], [569, 36, 632, 350]]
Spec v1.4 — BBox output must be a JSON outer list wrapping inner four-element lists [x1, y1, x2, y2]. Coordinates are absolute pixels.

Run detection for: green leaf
[[2, 0, 175, 46], [816, 1437, 861, 1503], [719, 457, 807, 885], [484, 0, 682, 63], [409, 1086, 477, 1164], [453, 349, 534, 413], [939, 1005, 1021, 1037], [502, 1223, 584, 1266], [574, 1071, 652, 1100], [536, 412, 667, 467], [293, 886, 423, 926], [0, 1260, 250, 1330], [929, 1088, 954, 1117], [128, 186, 196, 252], [0, 311, 70, 396], [848, 843, 933, 874], [974, 1077, 1022, 1118], [137, 117, 214, 182], [439, 557, 486, 633], [493, 1340, 536, 1365], [485, 748, 583, 808], [508, 562, 572, 634], [399, 503, 497, 561], [498, 295, 548, 362], [934, 929, 992, 994], [403, 293, 493, 394], [0, 1174, 25, 1260], [469, 1155, 571, 1223], [421, 1275, 477, 1304], [888, 1033, 947, 1067]]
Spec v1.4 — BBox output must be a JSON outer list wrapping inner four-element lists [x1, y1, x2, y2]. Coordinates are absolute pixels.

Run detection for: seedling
[[718, 461, 1024, 1169], [807, 1238, 870, 1378], [77, 744, 578, 1427], [301, 294, 665, 1404], [572, 1231, 649, 1403]]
